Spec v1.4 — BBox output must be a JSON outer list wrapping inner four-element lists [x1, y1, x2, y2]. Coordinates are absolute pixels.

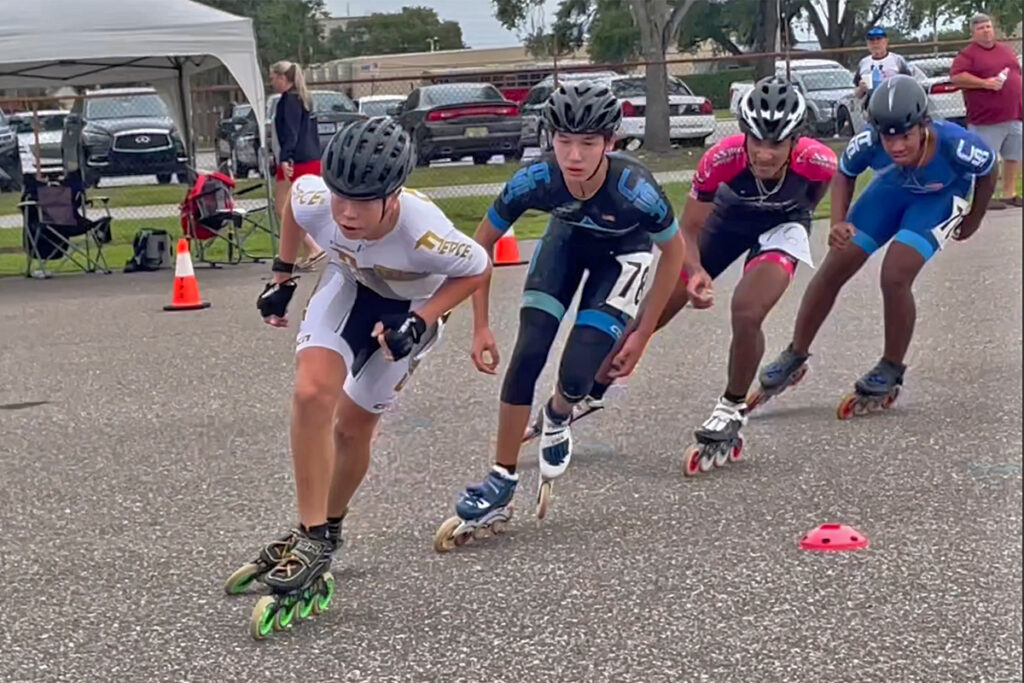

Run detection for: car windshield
[[800, 71, 852, 91], [612, 78, 692, 97], [312, 91, 357, 114], [361, 100, 400, 117], [232, 104, 253, 120], [86, 93, 169, 120], [422, 85, 504, 106], [11, 113, 66, 134]]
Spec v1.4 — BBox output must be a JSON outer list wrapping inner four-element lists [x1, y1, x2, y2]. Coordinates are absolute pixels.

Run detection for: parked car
[[68, 87, 189, 186], [729, 59, 846, 115], [790, 68, 856, 135], [214, 103, 260, 178], [834, 58, 967, 136], [265, 90, 366, 173], [390, 83, 522, 166], [356, 95, 406, 118], [518, 71, 621, 153], [0, 110, 22, 192], [11, 109, 68, 179]]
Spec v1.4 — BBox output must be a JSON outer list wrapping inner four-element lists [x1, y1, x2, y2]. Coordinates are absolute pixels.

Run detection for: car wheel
[[156, 173, 173, 184], [835, 107, 853, 137], [472, 154, 491, 166]]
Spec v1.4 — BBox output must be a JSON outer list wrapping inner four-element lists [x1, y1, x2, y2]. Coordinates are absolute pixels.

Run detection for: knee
[[731, 298, 768, 334], [333, 418, 372, 449], [558, 316, 619, 402], [501, 307, 561, 405], [292, 376, 336, 421], [880, 266, 914, 294]]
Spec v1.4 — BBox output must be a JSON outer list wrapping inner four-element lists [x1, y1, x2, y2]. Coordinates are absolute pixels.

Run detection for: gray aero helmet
[[738, 77, 807, 142], [867, 74, 928, 135], [321, 116, 414, 200], [542, 80, 622, 135]]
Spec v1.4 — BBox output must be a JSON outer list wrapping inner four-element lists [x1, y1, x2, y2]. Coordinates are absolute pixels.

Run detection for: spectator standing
[[951, 14, 1023, 208], [269, 60, 325, 269], [854, 28, 913, 103]]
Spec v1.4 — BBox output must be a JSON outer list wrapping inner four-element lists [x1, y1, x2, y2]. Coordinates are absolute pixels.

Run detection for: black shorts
[[522, 218, 655, 334], [698, 212, 811, 280]]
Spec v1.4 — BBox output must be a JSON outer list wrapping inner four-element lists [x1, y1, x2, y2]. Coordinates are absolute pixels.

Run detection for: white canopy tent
[[0, 0, 267, 157]]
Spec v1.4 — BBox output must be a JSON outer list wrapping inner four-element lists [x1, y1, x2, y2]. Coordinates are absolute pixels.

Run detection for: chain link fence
[[1, 38, 1019, 277]]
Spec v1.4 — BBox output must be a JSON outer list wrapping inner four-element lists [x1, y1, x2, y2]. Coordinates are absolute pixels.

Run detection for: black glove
[[377, 311, 427, 361], [257, 278, 298, 320]]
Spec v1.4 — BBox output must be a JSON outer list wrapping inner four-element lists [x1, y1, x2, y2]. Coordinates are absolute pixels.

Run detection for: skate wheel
[[433, 516, 462, 554], [683, 445, 702, 477], [250, 596, 278, 640], [314, 572, 335, 614], [729, 436, 744, 463], [490, 519, 507, 535], [224, 562, 261, 596], [298, 589, 317, 620], [837, 394, 857, 420], [472, 525, 493, 540], [713, 444, 730, 468], [882, 385, 901, 409], [536, 480, 552, 520], [274, 599, 298, 630], [698, 449, 714, 473]]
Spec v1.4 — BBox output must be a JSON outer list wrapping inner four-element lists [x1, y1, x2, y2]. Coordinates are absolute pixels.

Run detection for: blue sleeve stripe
[[575, 309, 626, 340], [650, 218, 679, 244], [486, 205, 511, 233], [851, 230, 880, 255], [979, 152, 996, 177], [839, 157, 855, 177], [894, 229, 937, 261], [522, 290, 566, 320]]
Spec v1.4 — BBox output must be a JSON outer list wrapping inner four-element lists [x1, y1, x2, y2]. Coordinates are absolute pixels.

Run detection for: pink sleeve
[[690, 134, 747, 199], [791, 137, 838, 182]]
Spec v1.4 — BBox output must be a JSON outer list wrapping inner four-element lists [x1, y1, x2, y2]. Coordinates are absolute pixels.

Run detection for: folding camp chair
[[19, 181, 113, 278], [180, 171, 272, 267]]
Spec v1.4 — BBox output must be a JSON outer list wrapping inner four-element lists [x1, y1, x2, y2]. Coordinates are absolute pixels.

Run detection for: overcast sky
[[323, 0, 562, 49]]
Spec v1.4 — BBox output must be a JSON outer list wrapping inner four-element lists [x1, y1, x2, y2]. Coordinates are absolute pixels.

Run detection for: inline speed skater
[[434, 81, 686, 551], [226, 117, 490, 638]]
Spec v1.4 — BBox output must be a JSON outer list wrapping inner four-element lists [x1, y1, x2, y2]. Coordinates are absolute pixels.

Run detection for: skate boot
[[522, 391, 607, 443], [434, 465, 518, 553], [223, 526, 302, 596], [684, 397, 747, 476], [249, 528, 335, 640], [536, 401, 573, 520], [837, 358, 906, 419], [747, 344, 811, 413]]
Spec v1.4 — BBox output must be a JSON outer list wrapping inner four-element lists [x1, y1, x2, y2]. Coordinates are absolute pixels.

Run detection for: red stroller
[[180, 171, 271, 266]]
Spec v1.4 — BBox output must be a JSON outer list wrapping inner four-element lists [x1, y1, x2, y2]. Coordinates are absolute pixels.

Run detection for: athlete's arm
[[635, 230, 685, 336], [415, 268, 489, 327], [952, 130, 999, 241], [469, 216, 504, 332], [681, 198, 713, 271], [956, 169, 997, 241], [275, 199, 306, 283]]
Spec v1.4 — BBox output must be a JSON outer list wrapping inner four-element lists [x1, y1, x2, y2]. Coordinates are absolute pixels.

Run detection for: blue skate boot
[[837, 358, 906, 419], [434, 465, 518, 553], [747, 344, 811, 413]]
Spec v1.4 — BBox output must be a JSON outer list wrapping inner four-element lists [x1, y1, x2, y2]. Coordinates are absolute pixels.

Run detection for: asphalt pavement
[[0, 211, 1020, 682]]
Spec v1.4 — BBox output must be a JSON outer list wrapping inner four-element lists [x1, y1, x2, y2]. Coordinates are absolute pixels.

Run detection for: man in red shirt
[[951, 14, 1023, 207]]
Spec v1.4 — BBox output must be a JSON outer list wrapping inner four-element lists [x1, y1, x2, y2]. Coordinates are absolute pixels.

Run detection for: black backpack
[[124, 228, 169, 272]]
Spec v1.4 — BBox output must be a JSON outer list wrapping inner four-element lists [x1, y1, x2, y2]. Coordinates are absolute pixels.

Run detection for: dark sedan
[[392, 83, 522, 166]]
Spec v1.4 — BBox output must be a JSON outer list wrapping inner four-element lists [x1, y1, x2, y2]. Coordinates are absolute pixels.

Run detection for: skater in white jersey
[[225, 117, 491, 639]]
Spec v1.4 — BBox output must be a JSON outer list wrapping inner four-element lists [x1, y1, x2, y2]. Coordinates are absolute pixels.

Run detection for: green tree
[[196, 0, 327, 68], [325, 7, 466, 58]]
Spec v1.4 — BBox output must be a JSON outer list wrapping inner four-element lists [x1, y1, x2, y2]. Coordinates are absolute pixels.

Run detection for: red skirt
[[275, 159, 322, 182]]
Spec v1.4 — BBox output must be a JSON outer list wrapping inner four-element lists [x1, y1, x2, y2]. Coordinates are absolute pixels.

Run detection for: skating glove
[[257, 278, 298, 320], [376, 311, 427, 361]]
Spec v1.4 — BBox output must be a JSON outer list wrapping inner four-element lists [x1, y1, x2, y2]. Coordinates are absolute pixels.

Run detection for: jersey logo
[[616, 168, 669, 222], [955, 139, 992, 170], [501, 163, 551, 202], [415, 230, 473, 258], [845, 130, 873, 160], [295, 189, 326, 206]]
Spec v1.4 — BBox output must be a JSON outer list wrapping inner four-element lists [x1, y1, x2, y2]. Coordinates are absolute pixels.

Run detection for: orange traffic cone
[[163, 239, 211, 311], [494, 225, 527, 267]]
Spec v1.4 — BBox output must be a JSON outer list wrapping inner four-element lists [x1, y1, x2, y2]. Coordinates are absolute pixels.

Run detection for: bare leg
[[791, 246, 870, 355], [879, 242, 927, 365], [326, 391, 381, 518], [726, 261, 792, 397]]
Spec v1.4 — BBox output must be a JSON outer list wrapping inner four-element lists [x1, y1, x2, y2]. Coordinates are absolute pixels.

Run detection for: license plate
[[464, 126, 488, 138], [317, 122, 336, 134]]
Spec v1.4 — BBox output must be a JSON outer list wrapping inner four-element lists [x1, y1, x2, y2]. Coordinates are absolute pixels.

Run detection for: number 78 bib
[[605, 251, 654, 319]]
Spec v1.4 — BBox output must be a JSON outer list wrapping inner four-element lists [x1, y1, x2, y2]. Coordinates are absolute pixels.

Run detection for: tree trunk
[[629, 0, 672, 153], [754, 0, 779, 80]]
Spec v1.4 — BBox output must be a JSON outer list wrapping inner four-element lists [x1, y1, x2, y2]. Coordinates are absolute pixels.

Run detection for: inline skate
[[747, 345, 810, 413], [224, 515, 344, 595], [522, 394, 605, 443], [837, 358, 905, 419], [683, 397, 746, 476], [249, 528, 336, 640], [434, 465, 518, 553]]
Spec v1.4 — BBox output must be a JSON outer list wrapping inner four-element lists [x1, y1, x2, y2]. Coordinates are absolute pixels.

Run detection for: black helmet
[[542, 80, 622, 136], [867, 74, 928, 135], [321, 116, 414, 200], [738, 77, 807, 142]]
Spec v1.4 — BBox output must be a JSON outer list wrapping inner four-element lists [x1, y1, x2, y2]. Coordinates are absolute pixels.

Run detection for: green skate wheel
[[224, 562, 261, 595], [314, 573, 335, 614], [274, 599, 298, 630], [250, 596, 278, 640], [298, 588, 317, 619]]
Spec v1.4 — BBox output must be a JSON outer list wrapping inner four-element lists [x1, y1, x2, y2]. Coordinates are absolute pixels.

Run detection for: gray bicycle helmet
[[542, 80, 622, 135], [738, 77, 807, 142], [321, 116, 414, 200], [867, 74, 929, 135]]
